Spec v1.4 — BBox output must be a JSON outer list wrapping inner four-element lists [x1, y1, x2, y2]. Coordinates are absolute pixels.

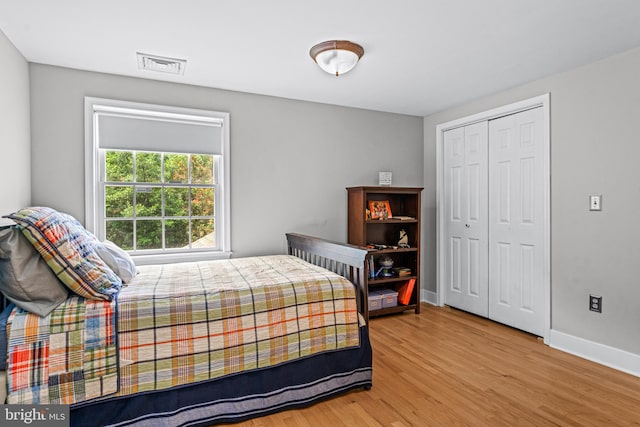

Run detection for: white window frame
[[85, 97, 231, 264]]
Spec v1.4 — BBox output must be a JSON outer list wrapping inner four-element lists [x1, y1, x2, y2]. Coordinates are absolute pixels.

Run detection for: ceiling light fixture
[[309, 40, 364, 76]]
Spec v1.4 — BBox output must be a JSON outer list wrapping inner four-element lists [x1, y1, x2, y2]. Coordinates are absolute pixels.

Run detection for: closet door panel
[[488, 107, 545, 336], [443, 123, 488, 316]]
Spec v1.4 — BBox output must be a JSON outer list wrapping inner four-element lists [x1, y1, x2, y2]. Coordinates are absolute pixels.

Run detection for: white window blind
[[94, 106, 224, 155]]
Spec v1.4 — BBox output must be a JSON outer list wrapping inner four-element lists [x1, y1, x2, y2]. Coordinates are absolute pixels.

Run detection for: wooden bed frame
[[2, 232, 373, 426], [286, 232, 369, 319]]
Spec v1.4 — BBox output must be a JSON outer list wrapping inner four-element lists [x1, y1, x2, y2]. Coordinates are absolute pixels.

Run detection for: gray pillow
[[0, 227, 68, 317]]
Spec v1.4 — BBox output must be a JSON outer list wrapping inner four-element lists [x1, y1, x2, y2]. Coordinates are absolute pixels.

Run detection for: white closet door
[[443, 122, 489, 317], [488, 107, 545, 336]]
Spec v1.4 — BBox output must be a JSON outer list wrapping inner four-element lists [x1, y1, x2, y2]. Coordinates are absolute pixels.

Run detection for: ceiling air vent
[[137, 52, 186, 75]]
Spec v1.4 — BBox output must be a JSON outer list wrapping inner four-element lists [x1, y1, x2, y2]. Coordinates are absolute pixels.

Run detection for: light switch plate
[[589, 194, 602, 211]]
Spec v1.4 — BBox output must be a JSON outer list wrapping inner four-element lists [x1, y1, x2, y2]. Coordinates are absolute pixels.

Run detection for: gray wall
[[423, 46, 640, 356], [0, 29, 30, 218], [29, 64, 423, 257]]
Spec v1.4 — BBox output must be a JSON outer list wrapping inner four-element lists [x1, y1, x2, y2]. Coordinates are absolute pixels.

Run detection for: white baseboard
[[421, 290, 438, 305], [419, 292, 638, 378], [549, 329, 640, 378]]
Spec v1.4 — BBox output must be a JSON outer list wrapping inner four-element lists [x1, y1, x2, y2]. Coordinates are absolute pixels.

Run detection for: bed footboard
[[286, 233, 369, 321]]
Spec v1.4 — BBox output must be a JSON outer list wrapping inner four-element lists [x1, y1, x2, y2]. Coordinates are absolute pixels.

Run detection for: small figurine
[[376, 256, 394, 277], [398, 229, 409, 248]]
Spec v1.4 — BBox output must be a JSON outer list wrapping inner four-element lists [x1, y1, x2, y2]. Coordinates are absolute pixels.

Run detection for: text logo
[[2, 405, 69, 426]]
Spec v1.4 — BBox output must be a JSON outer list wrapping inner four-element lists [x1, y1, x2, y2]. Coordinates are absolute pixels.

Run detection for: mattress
[[5, 255, 361, 405]]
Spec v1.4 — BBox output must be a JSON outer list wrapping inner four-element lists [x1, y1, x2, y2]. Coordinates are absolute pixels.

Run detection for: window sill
[[132, 251, 232, 266]]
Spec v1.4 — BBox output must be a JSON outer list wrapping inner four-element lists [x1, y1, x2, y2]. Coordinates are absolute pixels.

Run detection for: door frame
[[435, 93, 551, 343]]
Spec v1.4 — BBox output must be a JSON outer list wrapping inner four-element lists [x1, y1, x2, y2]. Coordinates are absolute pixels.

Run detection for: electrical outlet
[[589, 294, 602, 313]]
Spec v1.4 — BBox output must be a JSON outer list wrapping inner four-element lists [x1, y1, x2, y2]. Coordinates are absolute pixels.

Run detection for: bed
[[0, 207, 372, 426]]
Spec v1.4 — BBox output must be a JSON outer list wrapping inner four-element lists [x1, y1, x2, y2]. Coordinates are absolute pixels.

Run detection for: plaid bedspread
[[6, 255, 360, 404], [6, 296, 117, 404]]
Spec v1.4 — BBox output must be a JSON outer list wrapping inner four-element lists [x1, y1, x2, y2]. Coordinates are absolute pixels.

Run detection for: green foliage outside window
[[104, 150, 215, 251]]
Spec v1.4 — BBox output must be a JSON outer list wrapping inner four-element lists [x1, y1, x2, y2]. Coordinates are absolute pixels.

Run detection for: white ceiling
[[2, 0, 640, 117]]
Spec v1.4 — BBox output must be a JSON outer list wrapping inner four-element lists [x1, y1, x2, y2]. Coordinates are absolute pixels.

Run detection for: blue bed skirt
[[70, 326, 372, 427]]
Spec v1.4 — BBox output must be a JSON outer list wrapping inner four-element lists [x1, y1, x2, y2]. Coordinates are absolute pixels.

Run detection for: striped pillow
[[5, 207, 122, 300]]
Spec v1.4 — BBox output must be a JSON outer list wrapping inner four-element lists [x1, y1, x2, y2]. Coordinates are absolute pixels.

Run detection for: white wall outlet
[[589, 194, 602, 211]]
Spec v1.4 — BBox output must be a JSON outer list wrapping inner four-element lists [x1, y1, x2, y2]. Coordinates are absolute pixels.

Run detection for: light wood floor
[[223, 304, 640, 426]]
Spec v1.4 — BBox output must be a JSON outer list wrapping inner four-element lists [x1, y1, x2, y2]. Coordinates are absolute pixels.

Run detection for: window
[[104, 150, 216, 251], [85, 98, 230, 264]]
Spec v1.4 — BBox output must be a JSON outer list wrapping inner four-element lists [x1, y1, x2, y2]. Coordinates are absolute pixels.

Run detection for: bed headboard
[[286, 233, 369, 319]]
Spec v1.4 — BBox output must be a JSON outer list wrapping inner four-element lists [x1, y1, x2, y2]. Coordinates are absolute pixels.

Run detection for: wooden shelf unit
[[347, 186, 423, 318]]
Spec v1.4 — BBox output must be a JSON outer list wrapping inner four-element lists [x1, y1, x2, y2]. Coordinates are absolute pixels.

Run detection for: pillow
[[0, 303, 15, 370], [0, 227, 68, 316], [4, 207, 122, 301], [95, 240, 138, 284]]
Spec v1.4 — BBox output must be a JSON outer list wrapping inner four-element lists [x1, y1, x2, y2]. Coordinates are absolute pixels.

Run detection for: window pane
[[136, 152, 161, 183], [191, 154, 214, 184], [106, 220, 133, 250], [136, 220, 162, 250], [135, 187, 162, 217], [165, 219, 189, 248], [191, 219, 214, 248], [191, 188, 214, 216], [164, 154, 189, 183], [164, 188, 189, 216], [106, 151, 133, 182], [105, 186, 133, 218]]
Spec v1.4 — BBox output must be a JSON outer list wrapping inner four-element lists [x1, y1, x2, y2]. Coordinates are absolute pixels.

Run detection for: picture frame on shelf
[[378, 171, 392, 186], [369, 200, 392, 219]]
